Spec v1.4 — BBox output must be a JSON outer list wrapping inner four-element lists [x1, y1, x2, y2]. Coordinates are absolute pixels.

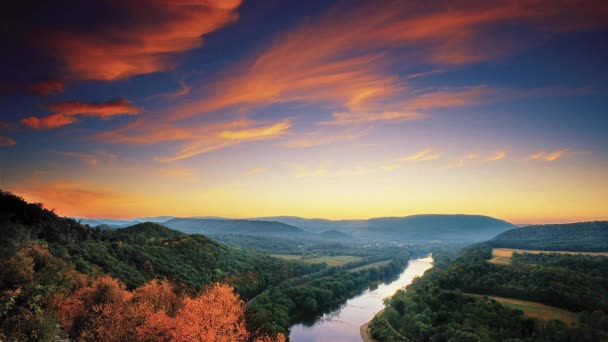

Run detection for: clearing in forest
[[488, 248, 608, 265], [348, 260, 392, 272], [271, 254, 362, 266], [485, 295, 578, 325]]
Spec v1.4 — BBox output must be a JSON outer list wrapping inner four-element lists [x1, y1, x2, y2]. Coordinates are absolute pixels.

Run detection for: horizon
[[1, 0, 607, 224], [71, 211, 601, 226]]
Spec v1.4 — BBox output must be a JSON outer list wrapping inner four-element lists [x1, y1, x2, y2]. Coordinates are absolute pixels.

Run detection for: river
[[289, 255, 434, 342]]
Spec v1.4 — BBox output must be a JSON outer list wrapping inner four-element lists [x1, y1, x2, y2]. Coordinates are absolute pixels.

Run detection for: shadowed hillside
[[491, 221, 608, 251]]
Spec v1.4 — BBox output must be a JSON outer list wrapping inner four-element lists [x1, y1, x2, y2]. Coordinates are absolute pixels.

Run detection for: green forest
[[0, 190, 421, 340], [370, 244, 608, 341]]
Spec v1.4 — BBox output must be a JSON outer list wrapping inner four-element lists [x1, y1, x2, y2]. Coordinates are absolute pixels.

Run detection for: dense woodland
[[491, 221, 608, 251], [371, 243, 608, 341], [0, 190, 419, 340]]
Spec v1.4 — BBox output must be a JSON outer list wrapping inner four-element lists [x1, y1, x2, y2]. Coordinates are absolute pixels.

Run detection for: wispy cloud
[[153, 120, 292, 162], [446, 152, 480, 168], [22, 98, 141, 130], [381, 164, 401, 171], [401, 148, 441, 162], [146, 81, 191, 101], [0, 136, 16, 147], [29, 79, 64, 96], [157, 167, 197, 181], [160, 0, 606, 122], [247, 167, 266, 175], [290, 163, 372, 179], [52, 150, 118, 166], [283, 127, 371, 148], [487, 149, 508, 161], [529, 148, 569, 161], [13, 180, 144, 217], [44, 1, 242, 81], [54, 151, 99, 166]]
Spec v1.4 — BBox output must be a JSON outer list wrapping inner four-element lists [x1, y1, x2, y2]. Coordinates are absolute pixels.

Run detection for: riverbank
[[360, 309, 383, 342]]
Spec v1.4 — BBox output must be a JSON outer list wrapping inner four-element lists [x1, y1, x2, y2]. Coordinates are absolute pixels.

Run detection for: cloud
[[13, 180, 144, 217], [146, 81, 191, 101], [321, 111, 426, 126], [401, 148, 441, 162], [157, 167, 197, 181], [487, 149, 508, 161], [289, 163, 372, 179], [54, 151, 99, 166], [43, 1, 242, 81], [21, 98, 141, 129], [247, 168, 266, 175], [381, 164, 401, 171], [529, 149, 569, 161], [446, 152, 480, 168], [283, 127, 371, 148], [218, 121, 291, 140], [161, 0, 608, 122], [154, 120, 291, 162], [0, 136, 16, 147], [29, 79, 64, 95]]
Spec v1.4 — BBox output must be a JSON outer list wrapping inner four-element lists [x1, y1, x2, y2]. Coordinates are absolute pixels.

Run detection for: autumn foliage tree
[[57, 276, 284, 342]]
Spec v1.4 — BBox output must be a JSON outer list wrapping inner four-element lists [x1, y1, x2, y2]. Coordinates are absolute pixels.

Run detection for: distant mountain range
[[76, 214, 516, 243], [161, 218, 313, 239]]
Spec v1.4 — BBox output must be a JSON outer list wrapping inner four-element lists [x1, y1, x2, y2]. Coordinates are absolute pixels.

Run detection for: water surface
[[290, 255, 434, 342]]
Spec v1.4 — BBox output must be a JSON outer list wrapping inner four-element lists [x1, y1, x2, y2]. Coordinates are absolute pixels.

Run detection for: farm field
[[271, 254, 363, 266], [486, 295, 578, 325], [488, 248, 608, 265], [348, 260, 392, 272]]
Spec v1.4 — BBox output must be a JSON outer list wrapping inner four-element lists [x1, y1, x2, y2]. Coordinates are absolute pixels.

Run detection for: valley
[[1, 190, 607, 341]]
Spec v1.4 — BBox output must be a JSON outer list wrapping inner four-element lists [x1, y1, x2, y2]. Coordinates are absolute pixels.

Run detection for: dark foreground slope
[[0, 190, 321, 298], [491, 221, 608, 251]]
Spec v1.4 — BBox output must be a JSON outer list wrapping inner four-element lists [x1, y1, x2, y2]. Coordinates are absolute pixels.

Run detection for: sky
[[0, 0, 607, 224]]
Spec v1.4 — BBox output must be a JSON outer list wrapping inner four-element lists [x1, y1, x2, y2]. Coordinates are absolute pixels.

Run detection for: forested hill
[[0, 190, 322, 298], [162, 217, 313, 239], [256, 214, 515, 242], [491, 221, 608, 251]]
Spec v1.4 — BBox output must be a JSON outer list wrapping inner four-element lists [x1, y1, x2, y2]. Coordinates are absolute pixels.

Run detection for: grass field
[[488, 248, 608, 265], [348, 260, 392, 273], [271, 254, 363, 266], [486, 295, 577, 325]]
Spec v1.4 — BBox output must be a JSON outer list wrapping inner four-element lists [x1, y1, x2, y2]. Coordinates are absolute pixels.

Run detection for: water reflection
[[290, 255, 433, 342]]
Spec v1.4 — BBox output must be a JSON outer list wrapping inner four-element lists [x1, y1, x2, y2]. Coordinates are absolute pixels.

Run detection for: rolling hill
[[0, 190, 320, 298], [161, 217, 313, 239], [255, 214, 515, 243], [491, 221, 608, 251]]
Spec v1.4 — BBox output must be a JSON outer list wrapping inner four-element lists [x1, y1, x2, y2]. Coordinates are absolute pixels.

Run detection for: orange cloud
[[247, 168, 266, 175], [13, 181, 144, 218], [162, 0, 607, 122], [487, 149, 508, 161], [446, 152, 481, 168], [154, 120, 291, 162], [54, 151, 99, 166], [29, 79, 64, 95], [157, 167, 197, 181], [401, 149, 441, 162], [0, 136, 16, 147], [382, 165, 401, 171], [46, 1, 242, 81], [529, 149, 569, 161], [22, 98, 141, 129]]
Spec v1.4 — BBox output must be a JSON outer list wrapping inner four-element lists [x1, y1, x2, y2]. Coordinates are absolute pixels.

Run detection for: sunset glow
[[1, 0, 607, 223]]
